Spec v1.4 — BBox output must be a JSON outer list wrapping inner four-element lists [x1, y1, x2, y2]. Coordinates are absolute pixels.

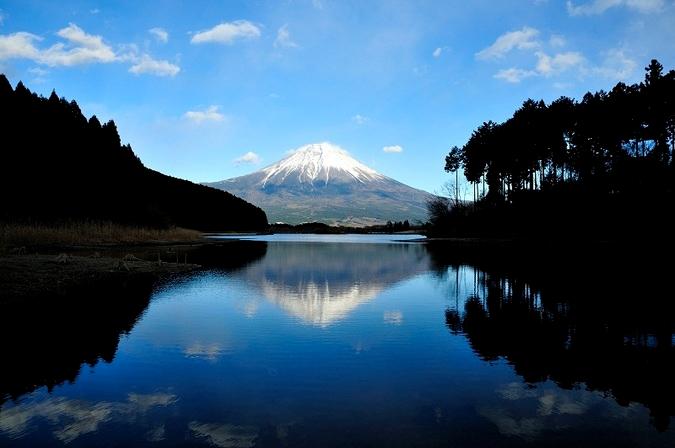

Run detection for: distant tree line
[[268, 219, 419, 234], [0, 75, 268, 231], [385, 220, 410, 232], [434, 59, 675, 238]]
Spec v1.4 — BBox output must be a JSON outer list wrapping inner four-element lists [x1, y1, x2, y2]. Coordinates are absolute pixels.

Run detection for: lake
[[1, 235, 673, 447]]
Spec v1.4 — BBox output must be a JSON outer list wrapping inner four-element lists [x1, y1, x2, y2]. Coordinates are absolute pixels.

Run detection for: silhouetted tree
[[439, 59, 675, 238], [444, 145, 462, 203]]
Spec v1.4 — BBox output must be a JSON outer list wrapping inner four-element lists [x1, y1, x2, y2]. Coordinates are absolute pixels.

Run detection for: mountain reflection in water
[[0, 237, 673, 447], [237, 242, 429, 326]]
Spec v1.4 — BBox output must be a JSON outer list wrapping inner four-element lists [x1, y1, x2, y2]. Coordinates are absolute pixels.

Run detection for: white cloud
[[566, 0, 665, 15], [0, 32, 41, 60], [477, 26, 589, 84], [493, 51, 584, 83], [184, 105, 226, 123], [383, 145, 403, 153], [274, 24, 298, 48], [535, 51, 585, 76], [593, 48, 637, 80], [475, 27, 540, 60], [149, 27, 169, 43], [234, 151, 262, 164], [494, 67, 537, 83], [45, 23, 117, 65], [0, 23, 178, 77], [432, 47, 443, 58], [191, 20, 261, 44], [352, 114, 369, 125], [90, 8, 100, 15], [129, 54, 179, 76], [549, 35, 566, 48], [0, 24, 116, 67]]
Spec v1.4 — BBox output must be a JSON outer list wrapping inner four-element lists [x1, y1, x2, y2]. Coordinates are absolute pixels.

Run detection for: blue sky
[[1, 0, 674, 194]]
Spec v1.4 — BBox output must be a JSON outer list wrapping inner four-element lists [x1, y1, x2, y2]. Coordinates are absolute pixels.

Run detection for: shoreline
[[3, 233, 672, 305], [0, 238, 266, 305]]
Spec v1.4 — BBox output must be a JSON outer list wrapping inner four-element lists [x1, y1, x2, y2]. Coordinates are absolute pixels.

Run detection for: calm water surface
[[1, 235, 673, 447]]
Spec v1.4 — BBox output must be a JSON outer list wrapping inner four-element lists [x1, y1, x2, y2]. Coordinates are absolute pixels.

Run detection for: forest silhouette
[[0, 75, 268, 231], [435, 59, 675, 238]]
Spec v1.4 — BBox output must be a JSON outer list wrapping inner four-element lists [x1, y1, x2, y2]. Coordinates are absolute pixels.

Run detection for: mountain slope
[[0, 74, 268, 231], [205, 143, 434, 226]]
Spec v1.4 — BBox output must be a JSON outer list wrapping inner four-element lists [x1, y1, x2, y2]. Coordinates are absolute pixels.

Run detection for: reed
[[0, 222, 202, 247]]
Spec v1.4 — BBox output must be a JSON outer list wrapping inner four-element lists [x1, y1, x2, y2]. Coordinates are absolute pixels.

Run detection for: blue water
[[0, 235, 673, 447]]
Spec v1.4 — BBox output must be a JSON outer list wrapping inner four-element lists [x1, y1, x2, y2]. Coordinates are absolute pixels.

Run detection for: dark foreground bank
[[0, 239, 268, 304]]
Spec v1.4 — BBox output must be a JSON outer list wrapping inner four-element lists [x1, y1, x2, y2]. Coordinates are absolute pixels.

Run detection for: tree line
[[435, 59, 675, 238], [0, 75, 268, 231]]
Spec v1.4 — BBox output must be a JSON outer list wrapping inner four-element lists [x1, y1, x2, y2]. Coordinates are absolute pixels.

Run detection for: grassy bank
[[0, 222, 202, 250]]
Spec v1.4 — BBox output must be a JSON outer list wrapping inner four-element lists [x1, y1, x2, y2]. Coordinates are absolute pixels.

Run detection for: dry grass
[[0, 222, 202, 248]]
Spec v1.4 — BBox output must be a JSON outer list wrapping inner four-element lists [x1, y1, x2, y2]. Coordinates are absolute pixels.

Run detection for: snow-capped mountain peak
[[205, 141, 434, 226], [260, 142, 384, 186]]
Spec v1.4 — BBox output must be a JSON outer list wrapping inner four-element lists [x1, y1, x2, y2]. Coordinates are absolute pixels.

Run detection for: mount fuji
[[204, 143, 434, 226]]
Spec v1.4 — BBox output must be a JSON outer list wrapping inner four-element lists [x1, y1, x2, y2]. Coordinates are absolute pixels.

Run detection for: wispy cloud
[[549, 35, 566, 48], [234, 151, 262, 164], [352, 114, 369, 125], [184, 105, 226, 123], [383, 145, 403, 153], [149, 27, 168, 44], [129, 54, 179, 77], [432, 47, 443, 58], [191, 20, 261, 44], [494, 67, 537, 83], [475, 27, 540, 60], [274, 24, 298, 48], [0, 393, 177, 444], [535, 51, 585, 76], [28, 66, 48, 76], [478, 26, 592, 84], [593, 48, 637, 80], [493, 51, 584, 83], [28, 66, 48, 83], [567, 0, 665, 16], [189, 422, 258, 448]]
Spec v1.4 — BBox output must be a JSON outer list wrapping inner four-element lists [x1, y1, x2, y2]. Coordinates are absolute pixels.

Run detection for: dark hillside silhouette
[[434, 59, 675, 238], [0, 75, 268, 231]]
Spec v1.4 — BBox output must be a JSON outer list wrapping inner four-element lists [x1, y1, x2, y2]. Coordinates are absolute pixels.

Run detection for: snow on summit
[[260, 142, 384, 186]]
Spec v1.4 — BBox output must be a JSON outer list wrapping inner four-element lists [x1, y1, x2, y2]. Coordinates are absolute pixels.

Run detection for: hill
[[0, 75, 268, 231]]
